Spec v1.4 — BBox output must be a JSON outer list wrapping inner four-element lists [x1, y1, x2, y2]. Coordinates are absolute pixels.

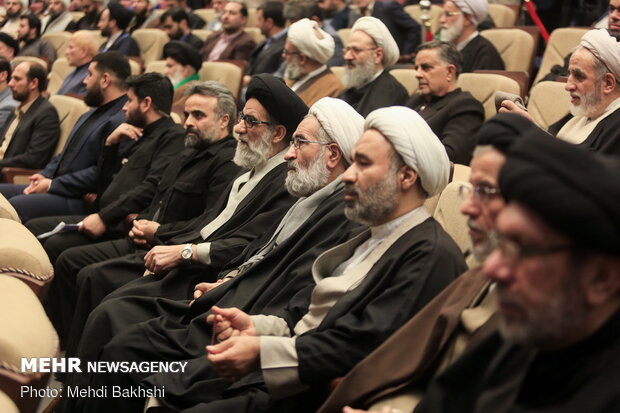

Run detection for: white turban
[[351, 16, 400, 67], [365, 106, 449, 197], [452, 0, 488, 26], [288, 18, 335, 65], [309, 97, 364, 164], [57, 0, 70, 7], [580, 29, 620, 81], [18, 0, 28, 10]]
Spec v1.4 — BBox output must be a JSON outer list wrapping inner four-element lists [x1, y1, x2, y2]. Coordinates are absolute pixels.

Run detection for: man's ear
[[326, 143, 343, 169], [374, 47, 384, 66], [582, 255, 620, 306], [271, 124, 287, 145], [602, 72, 617, 94], [141, 95, 153, 112], [399, 165, 418, 191]]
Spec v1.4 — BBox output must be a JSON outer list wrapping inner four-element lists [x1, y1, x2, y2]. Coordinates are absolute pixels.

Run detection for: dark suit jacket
[[40, 96, 127, 198], [329, 5, 350, 31], [406, 88, 484, 165], [348, 1, 421, 55], [248, 32, 287, 75], [181, 32, 204, 51], [0, 96, 60, 169], [200, 30, 256, 62], [102, 32, 140, 57]]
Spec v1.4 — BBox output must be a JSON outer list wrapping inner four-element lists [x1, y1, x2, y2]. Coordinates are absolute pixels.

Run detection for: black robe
[[415, 309, 620, 413], [68, 217, 465, 413], [461, 35, 505, 73], [339, 70, 409, 117], [548, 106, 620, 157]]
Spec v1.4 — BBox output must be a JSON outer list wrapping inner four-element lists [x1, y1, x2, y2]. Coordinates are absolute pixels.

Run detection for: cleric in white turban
[[580, 28, 620, 81], [308, 97, 364, 164], [452, 0, 488, 26], [365, 106, 450, 197], [288, 18, 335, 65], [350, 16, 400, 67]]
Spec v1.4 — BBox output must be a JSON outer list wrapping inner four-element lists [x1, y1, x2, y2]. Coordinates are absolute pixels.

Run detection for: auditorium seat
[[41, 31, 72, 58], [0, 391, 18, 413], [532, 27, 589, 85], [69, 11, 84, 22], [527, 80, 570, 130], [474, 69, 529, 99], [244, 27, 265, 44], [0, 194, 19, 222], [11, 56, 49, 71], [199, 61, 243, 100], [487, 4, 518, 27], [433, 180, 471, 264], [132, 28, 170, 67], [193, 8, 216, 25], [390, 68, 419, 95], [404, 4, 443, 35], [337, 28, 351, 47], [47, 57, 73, 95], [479, 27, 536, 73], [145, 59, 166, 75], [192, 29, 212, 42], [330, 65, 345, 84], [457, 72, 520, 119]]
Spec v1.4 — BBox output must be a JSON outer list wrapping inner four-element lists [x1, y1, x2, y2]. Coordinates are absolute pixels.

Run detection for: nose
[[439, 12, 446, 25], [459, 193, 479, 218], [414, 68, 423, 79], [233, 118, 246, 134], [184, 115, 195, 129], [343, 48, 354, 61], [482, 248, 512, 284], [565, 77, 575, 92], [284, 143, 297, 160], [342, 163, 357, 184]]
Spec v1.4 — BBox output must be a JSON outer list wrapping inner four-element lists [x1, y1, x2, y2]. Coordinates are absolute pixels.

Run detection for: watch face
[[182, 247, 192, 259]]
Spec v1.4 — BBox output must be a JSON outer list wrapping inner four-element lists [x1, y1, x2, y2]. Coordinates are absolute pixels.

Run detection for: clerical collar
[[174, 73, 199, 90], [456, 31, 479, 52], [356, 69, 384, 90], [251, 146, 288, 178], [370, 205, 427, 239], [291, 65, 327, 91]]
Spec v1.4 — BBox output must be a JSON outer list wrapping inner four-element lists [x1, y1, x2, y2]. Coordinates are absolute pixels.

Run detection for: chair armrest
[[1, 167, 37, 185]]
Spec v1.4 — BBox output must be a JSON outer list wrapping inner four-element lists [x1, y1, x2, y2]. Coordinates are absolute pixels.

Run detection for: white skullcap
[[580, 28, 620, 81], [288, 18, 335, 65], [18, 0, 28, 10], [57, 0, 71, 7], [351, 16, 400, 67], [452, 0, 488, 26], [365, 106, 449, 197], [308, 97, 364, 164]]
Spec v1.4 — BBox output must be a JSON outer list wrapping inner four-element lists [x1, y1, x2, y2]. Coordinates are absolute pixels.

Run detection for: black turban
[[245, 74, 308, 138], [0, 33, 18, 54], [499, 134, 620, 257], [108, 3, 134, 31], [476, 113, 547, 154], [163, 41, 202, 73]]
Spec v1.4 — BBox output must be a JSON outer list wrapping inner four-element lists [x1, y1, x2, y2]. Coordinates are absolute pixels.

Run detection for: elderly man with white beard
[[59, 97, 367, 413], [338, 16, 409, 116], [283, 18, 344, 106], [438, 0, 504, 73], [501, 29, 620, 156]]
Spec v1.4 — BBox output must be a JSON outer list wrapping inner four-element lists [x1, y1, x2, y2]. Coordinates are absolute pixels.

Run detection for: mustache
[[185, 126, 202, 138]]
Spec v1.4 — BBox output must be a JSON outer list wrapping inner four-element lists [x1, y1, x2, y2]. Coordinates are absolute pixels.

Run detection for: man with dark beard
[[0, 51, 129, 222], [36, 80, 239, 348], [338, 17, 408, 117]]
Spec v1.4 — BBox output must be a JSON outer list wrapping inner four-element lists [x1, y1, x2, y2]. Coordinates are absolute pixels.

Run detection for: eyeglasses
[[441, 10, 461, 17], [342, 46, 377, 56], [491, 234, 574, 266], [238, 112, 274, 129], [291, 136, 331, 149], [458, 184, 501, 203]]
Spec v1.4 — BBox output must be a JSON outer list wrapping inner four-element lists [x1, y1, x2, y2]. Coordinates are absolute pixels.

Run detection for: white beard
[[343, 57, 377, 89], [439, 14, 464, 43]]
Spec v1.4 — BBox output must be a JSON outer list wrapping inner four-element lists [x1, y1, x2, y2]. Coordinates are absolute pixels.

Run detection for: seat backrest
[[131, 28, 170, 66], [330, 66, 345, 84], [404, 4, 443, 35], [457, 72, 520, 119], [487, 4, 517, 27], [145, 59, 166, 75], [479, 28, 534, 73], [527, 80, 571, 130], [244, 27, 264, 44], [247, 7, 258, 27], [49, 95, 89, 156], [41, 31, 72, 58], [87, 29, 108, 48], [533, 27, 589, 85], [69, 11, 84, 22], [337, 28, 351, 47], [193, 8, 216, 24], [389, 68, 419, 95], [199, 61, 243, 99], [432, 181, 471, 256], [192, 29, 212, 42], [0, 194, 19, 222], [47, 57, 73, 95]]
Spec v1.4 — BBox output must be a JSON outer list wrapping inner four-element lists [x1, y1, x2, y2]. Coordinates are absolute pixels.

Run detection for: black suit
[[406, 88, 485, 165], [248, 32, 287, 76], [348, 1, 421, 55], [0, 96, 60, 170]]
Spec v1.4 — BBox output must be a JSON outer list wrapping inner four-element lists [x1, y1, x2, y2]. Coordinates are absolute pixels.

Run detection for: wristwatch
[[181, 243, 193, 261]]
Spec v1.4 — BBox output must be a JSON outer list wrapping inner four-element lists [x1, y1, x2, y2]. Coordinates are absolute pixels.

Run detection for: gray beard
[[285, 148, 331, 197], [285, 59, 305, 82], [344, 171, 399, 226], [233, 128, 273, 169], [343, 58, 377, 89]]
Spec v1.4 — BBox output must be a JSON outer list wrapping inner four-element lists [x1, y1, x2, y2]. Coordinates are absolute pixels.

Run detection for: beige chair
[[533, 27, 589, 85], [479, 28, 535, 73], [433, 181, 471, 256], [0, 194, 19, 222], [192, 29, 212, 42], [247, 7, 258, 27], [424, 164, 470, 215], [0, 219, 54, 295], [47, 57, 73, 95], [69, 11, 84, 22], [404, 4, 443, 36], [244, 27, 264, 44], [0, 391, 18, 413], [0, 275, 59, 413], [337, 28, 351, 47], [41, 31, 72, 58], [87, 29, 108, 48], [131, 28, 170, 67], [129, 57, 142, 75], [487, 4, 517, 27], [145, 59, 167, 75], [390, 68, 419, 95], [199, 61, 243, 99], [193, 8, 216, 24], [11, 56, 49, 71], [330, 66, 345, 85], [171, 112, 182, 124], [527, 80, 571, 130], [457, 72, 520, 119]]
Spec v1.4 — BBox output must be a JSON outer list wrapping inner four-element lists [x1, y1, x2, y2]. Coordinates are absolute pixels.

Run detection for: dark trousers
[[0, 183, 84, 223]]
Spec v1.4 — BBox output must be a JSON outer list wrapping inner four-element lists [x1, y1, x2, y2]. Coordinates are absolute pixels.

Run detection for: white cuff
[[195, 242, 211, 264], [251, 315, 290, 336], [260, 336, 309, 399]]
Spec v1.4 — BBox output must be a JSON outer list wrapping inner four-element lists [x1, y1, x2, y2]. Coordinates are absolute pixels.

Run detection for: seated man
[[206, 0, 227, 30], [98, 2, 140, 56], [245, 1, 288, 83], [160, 7, 205, 51], [68, 106, 465, 413], [284, 18, 344, 106], [73, 0, 104, 31], [0, 61, 59, 171], [0, 58, 17, 127], [0, 32, 18, 61], [0, 52, 129, 222], [162, 41, 201, 115], [56, 31, 99, 97], [319, 0, 350, 32], [407, 40, 484, 165], [502, 29, 620, 156], [0, 0, 26, 36], [16, 15, 56, 63], [439, 0, 504, 72], [339, 17, 408, 116], [413, 126, 620, 413], [41, 0, 75, 33], [128, 0, 160, 32], [201, 1, 256, 62]]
